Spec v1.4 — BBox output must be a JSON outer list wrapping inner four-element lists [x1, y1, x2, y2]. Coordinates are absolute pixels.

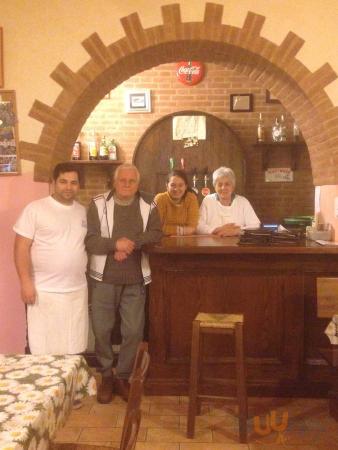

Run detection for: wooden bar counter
[[146, 235, 338, 396]]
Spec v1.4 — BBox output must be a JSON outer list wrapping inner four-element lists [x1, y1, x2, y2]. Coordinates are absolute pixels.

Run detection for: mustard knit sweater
[[154, 191, 199, 236]]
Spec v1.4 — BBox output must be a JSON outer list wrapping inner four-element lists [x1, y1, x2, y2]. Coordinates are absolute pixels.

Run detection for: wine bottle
[[293, 122, 300, 142], [272, 117, 280, 142], [99, 136, 109, 160], [72, 141, 81, 160], [279, 115, 287, 141], [257, 113, 265, 142]]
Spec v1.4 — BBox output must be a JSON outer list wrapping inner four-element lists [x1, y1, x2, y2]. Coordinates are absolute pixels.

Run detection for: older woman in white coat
[[197, 166, 260, 237]]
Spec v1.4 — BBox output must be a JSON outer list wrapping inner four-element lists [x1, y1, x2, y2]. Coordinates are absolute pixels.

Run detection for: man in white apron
[[13, 163, 88, 355]]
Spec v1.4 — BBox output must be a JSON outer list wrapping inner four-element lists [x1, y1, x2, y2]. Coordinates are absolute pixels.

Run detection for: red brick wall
[[79, 62, 313, 223]]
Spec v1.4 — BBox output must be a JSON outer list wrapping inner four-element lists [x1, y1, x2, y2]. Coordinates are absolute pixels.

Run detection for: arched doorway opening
[[19, 3, 337, 185]]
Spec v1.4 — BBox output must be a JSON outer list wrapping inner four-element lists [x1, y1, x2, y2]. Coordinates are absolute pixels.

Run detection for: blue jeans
[[91, 281, 145, 378]]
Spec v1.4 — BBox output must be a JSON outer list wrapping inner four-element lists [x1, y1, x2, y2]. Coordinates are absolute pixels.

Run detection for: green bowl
[[283, 216, 313, 227]]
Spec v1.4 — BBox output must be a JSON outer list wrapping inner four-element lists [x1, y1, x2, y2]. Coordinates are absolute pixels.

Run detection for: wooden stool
[[319, 346, 338, 421], [187, 313, 248, 443]]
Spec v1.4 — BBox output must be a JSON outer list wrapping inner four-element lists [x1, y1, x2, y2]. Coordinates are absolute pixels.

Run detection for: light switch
[[335, 197, 338, 218]]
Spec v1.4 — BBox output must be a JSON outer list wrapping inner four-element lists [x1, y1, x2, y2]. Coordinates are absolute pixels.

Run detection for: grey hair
[[113, 163, 140, 183], [212, 166, 236, 187]]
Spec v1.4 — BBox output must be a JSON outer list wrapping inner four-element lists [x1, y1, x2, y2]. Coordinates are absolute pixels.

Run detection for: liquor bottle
[[272, 117, 280, 142], [279, 115, 287, 141], [108, 139, 117, 160], [201, 173, 210, 197], [257, 113, 265, 142], [192, 171, 199, 194], [87, 130, 97, 160], [99, 136, 109, 160], [293, 122, 300, 142], [72, 141, 81, 160]]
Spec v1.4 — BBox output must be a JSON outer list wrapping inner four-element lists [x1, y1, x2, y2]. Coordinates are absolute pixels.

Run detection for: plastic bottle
[[87, 130, 97, 160], [99, 136, 109, 160]]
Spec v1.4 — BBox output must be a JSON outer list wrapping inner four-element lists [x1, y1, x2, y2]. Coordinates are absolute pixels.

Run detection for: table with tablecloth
[[0, 354, 96, 450]]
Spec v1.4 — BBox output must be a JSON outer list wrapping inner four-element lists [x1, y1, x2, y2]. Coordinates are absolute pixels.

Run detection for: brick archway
[[20, 2, 338, 185]]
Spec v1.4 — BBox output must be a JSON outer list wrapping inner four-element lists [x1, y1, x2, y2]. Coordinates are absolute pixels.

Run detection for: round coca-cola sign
[[176, 61, 204, 86]]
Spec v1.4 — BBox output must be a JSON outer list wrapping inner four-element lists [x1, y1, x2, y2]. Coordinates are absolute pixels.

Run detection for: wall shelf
[[66, 160, 123, 188], [253, 141, 306, 171], [68, 160, 123, 165]]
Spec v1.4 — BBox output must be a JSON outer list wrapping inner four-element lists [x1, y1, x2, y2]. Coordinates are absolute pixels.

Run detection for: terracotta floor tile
[[142, 395, 180, 404], [146, 427, 212, 443], [149, 403, 189, 415], [78, 426, 147, 443], [135, 444, 179, 450], [90, 401, 150, 415], [212, 428, 250, 444], [303, 413, 337, 431], [283, 430, 328, 445], [180, 444, 249, 450], [249, 445, 318, 450], [78, 427, 121, 442], [312, 429, 338, 445], [73, 442, 114, 447], [71, 402, 93, 415], [53, 427, 82, 443], [180, 413, 238, 429], [64, 413, 119, 428], [117, 412, 179, 428]]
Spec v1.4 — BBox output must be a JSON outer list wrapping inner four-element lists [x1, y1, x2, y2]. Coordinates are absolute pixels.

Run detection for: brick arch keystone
[[19, 2, 338, 185]]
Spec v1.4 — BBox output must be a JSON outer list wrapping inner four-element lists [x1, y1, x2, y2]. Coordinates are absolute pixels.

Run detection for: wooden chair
[[51, 342, 150, 450], [187, 313, 248, 443]]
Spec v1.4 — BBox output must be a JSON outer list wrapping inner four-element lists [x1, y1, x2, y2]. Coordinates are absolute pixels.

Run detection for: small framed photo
[[125, 89, 151, 113], [266, 90, 281, 104], [0, 90, 20, 175], [0, 28, 3, 88], [230, 93, 253, 112]]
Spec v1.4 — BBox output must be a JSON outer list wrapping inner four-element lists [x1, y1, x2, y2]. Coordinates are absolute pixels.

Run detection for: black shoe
[[97, 375, 114, 404]]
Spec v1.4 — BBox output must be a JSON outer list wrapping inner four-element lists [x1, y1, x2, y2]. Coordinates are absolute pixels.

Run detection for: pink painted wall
[[0, 175, 48, 353]]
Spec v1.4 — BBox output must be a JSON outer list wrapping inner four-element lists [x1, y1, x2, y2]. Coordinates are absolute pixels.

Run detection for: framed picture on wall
[[230, 93, 253, 112], [0, 28, 3, 88], [125, 89, 151, 113], [0, 90, 20, 175]]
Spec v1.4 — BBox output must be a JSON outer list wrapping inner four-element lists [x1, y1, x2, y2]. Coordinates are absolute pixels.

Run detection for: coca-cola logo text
[[176, 61, 204, 86]]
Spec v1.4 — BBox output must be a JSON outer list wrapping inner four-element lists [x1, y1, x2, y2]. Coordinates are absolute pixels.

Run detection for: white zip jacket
[[88, 191, 156, 284]]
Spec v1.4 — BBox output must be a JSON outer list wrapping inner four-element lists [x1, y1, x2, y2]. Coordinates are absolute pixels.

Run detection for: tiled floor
[[54, 388, 338, 450]]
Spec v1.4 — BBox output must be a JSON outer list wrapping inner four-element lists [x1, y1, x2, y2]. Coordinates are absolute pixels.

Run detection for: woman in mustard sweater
[[155, 170, 199, 236]]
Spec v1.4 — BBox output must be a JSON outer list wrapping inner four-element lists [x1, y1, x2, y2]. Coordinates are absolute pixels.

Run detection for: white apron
[[27, 287, 88, 354]]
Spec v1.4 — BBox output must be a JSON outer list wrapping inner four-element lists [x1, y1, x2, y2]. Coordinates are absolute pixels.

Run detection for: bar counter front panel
[[146, 236, 338, 396]]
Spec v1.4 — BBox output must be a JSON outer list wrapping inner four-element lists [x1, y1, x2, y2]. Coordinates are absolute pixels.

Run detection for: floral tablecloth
[[0, 354, 97, 450]]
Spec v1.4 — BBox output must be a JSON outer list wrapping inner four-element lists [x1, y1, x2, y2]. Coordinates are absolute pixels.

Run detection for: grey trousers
[[91, 281, 146, 378]]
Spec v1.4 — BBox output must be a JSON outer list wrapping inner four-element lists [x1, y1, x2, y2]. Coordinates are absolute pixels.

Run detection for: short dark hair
[[52, 163, 82, 184]]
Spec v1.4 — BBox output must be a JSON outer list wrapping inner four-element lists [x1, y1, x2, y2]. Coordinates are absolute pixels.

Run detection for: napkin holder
[[306, 226, 332, 241]]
